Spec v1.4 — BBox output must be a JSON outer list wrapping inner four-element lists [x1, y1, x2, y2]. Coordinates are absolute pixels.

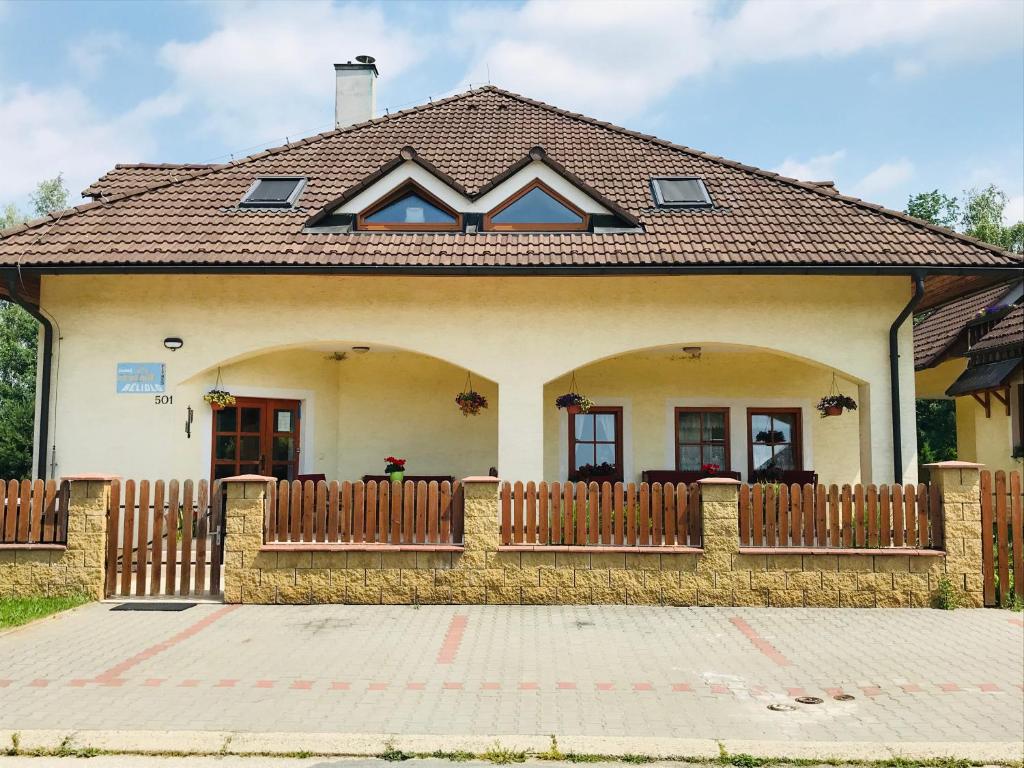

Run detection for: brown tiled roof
[[972, 304, 1023, 352], [82, 163, 219, 198], [2, 86, 1019, 292], [914, 283, 1017, 369]]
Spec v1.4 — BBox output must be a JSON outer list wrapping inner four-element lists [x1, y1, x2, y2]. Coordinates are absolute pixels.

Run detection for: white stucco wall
[[34, 273, 918, 484]]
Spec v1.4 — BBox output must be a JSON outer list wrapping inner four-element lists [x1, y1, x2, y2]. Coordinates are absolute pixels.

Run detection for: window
[[356, 181, 462, 231], [569, 407, 623, 482], [676, 408, 729, 471], [240, 177, 305, 208], [747, 408, 802, 480], [484, 180, 588, 231], [650, 177, 712, 208]]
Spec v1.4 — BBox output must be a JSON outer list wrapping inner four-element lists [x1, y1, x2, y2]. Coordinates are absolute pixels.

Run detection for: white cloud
[[892, 59, 927, 79], [775, 150, 847, 182], [159, 1, 424, 146], [68, 32, 125, 80], [460, 0, 1023, 120], [851, 159, 915, 200], [0, 84, 180, 205], [1005, 195, 1024, 225]]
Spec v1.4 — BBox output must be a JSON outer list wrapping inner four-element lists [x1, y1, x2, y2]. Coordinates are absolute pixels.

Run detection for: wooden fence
[[739, 482, 943, 549], [0, 479, 70, 545], [105, 479, 224, 598], [265, 479, 464, 545], [499, 481, 701, 547], [981, 470, 1023, 608]]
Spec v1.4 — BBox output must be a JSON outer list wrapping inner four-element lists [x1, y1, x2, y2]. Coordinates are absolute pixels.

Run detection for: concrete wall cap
[[697, 477, 742, 485], [220, 474, 277, 482], [462, 476, 500, 483], [61, 474, 120, 481], [922, 461, 986, 469]]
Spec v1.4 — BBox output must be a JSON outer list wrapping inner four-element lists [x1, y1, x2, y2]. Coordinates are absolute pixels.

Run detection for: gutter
[[889, 272, 926, 484], [4, 271, 52, 480]]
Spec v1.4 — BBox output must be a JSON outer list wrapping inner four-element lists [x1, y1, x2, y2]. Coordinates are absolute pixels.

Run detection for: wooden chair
[[295, 473, 327, 484]]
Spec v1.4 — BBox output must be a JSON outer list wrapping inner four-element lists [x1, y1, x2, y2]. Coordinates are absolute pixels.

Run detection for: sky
[[0, 0, 1022, 222]]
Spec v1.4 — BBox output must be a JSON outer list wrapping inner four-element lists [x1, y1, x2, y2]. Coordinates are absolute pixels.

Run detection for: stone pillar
[[497, 380, 544, 481], [696, 477, 741, 606], [221, 475, 274, 605], [924, 461, 984, 607], [444, 476, 500, 604]]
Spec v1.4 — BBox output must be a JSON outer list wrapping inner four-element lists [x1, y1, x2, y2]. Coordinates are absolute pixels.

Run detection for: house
[[915, 280, 1023, 475], [0, 60, 1019, 489]]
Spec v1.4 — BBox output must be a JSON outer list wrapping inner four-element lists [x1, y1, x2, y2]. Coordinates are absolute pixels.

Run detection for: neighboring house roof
[[913, 282, 1019, 369], [945, 357, 1021, 397], [82, 163, 218, 198], [971, 304, 1023, 353], [1, 86, 1019, 306]]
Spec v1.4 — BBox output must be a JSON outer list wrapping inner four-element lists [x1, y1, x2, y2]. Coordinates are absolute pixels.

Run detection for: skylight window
[[483, 180, 588, 231], [650, 177, 712, 208], [240, 177, 305, 208], [357, 181, 461, 231]]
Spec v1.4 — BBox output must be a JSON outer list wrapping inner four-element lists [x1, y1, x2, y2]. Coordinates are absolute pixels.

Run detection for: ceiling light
[[351, 346, 370, 354]]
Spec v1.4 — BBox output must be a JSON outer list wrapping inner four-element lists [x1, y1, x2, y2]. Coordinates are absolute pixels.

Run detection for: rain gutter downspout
[[4, 271, 52, 480], [889, 271, 926, 484]]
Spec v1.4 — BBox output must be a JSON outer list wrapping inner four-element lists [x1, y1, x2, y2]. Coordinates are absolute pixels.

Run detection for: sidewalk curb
[[0, 730, 1021, 763]]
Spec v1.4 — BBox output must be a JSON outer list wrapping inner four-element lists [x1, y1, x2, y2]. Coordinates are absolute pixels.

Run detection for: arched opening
[[541, 342, 867, 486], [185, 342, 497, 482]]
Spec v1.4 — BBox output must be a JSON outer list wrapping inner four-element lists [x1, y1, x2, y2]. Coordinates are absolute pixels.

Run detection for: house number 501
[[154, 395, 174, 405]]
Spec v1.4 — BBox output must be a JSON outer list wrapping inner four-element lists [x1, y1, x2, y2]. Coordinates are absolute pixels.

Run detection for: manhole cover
[[767, 703, 796, 711], [795, 696, 824, 704], [833, 694, 856, 701]]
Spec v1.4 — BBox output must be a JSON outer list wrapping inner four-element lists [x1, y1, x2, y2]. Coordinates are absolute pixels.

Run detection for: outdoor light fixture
[[351, 346, 370, 354], [682, 346, 702, 359], [163, 337, 184, 351]]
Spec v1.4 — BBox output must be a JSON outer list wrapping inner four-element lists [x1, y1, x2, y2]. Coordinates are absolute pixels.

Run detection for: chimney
[[334, 55, 377, 128]]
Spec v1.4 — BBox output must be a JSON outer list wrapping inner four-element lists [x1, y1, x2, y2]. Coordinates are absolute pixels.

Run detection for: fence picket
[[428, 481, 440, 544], [892, 484, 904, 547], [120, 479, 135, 596], [550, 481, 562, 545], [195, 480, 209, 595], [638, 483, 650, 546], [526, 481, 537, 544], [626, 483, 637, 546], [179, 480, 194, 595], [104, 480, 121, 597], [904, 484, 917, 548], [790, 484, 801, 547], [150, 481, 164, 595], [853, 484, 865, 547], [602, 482, 613, 545], [327, 481, 340, 543], [995, 471, 1010, 607], [135, 480, 150, 597], [1011, 471, 1023, 603], [538, 481, 549, 545], [752, 484, 764, 546], [164, 480, 179, 596], [777, 483, 788, 546]]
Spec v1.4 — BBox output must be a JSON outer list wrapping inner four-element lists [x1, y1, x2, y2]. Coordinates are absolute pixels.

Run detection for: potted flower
[[203, 389, 236, 412], [384, 456, 406, 484], [755, 429, 786, 443], [701, 462, 721, 476], [576, 462, 616, 483], [455, 390, 488, 416], [816, 394, 857, 418], [555, 392, 593, 415]]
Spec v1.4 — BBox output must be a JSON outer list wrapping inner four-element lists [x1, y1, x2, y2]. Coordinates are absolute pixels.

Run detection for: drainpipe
[[889, 271, 926, 484], [4, 271, 52, 480]]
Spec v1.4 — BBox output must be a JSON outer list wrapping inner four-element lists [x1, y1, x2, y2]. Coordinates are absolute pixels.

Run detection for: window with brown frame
[[675, 408, 729, 471], [483, 179, 589, 232], [356, 180, 462, 231], [747, 408, 802, 479], [568, 406, 623, 482]]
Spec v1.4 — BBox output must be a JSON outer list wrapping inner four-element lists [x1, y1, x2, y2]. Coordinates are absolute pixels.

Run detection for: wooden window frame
[[674, 407, 730, 472], [356, 179, 463, 232], [568, 406, 624, 482], [483, 179, 589, 232], [746, 407, 803, 479], [210, 397, 302, 482]]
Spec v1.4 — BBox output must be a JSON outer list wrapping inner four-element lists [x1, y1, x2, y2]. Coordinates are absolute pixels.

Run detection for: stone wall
[[222, 464, 984, 607], [0, 478, 109, 600]]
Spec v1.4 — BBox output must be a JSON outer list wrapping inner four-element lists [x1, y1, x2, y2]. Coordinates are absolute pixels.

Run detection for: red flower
[[701, 463, 720, 474]]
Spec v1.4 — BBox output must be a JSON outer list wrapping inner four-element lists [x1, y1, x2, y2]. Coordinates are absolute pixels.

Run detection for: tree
[[906, 183, 1023, 253], [0, 174, 69, 477], [916, 398, 957, 467]]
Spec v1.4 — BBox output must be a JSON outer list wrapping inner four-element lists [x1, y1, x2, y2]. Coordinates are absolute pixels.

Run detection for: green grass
[[0, 594, 91, 629]]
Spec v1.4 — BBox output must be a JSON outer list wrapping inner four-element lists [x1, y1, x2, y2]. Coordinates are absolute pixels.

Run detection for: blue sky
[[1, 0, 1022, 221]]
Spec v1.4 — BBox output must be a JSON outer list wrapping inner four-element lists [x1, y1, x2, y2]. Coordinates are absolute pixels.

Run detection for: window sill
[[498, 545, 702, 554], [261, 543, 463, 553], [738, 546, 943, 557]]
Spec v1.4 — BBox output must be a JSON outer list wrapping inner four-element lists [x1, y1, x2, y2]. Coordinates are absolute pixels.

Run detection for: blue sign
[[116, 363, 166, 393]]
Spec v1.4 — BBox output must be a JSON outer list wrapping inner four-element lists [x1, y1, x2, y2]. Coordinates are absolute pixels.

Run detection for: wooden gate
[[981, 469, 1023, 607], [104, 479, 225, 599]]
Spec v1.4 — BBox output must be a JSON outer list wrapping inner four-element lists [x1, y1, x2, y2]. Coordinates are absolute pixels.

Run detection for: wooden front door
[[211, 397, 301, 481]]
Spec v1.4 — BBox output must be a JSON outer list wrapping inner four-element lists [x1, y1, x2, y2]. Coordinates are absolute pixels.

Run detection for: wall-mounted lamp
[[681, 346, 702, 360], [163, 337, 184, 351], [351, 346, 370, 354]]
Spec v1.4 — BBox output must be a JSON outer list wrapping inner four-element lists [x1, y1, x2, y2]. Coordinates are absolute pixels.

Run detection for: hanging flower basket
[[816, 394, 857, 418], [456, 391, 488, 416], [555, 392, 593, 415], [203, 389, 236, 411]]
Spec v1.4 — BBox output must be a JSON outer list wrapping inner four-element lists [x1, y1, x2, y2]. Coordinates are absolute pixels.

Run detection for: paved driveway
[[0, 603, 1021, 745]]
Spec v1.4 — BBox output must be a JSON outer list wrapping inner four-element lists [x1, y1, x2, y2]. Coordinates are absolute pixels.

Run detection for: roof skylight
[[651, 177, 712, 208], [240, 177, 305, 208]]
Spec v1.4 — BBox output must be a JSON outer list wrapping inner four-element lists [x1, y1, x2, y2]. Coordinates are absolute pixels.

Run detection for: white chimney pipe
[[334, 56, 377, 128]]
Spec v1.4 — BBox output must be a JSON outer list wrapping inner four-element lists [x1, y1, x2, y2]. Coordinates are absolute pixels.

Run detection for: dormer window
[[650, 177, 712, 208], [483, 180, 588, 232], [240, 177, 305, 208], [357, 181, 461, 231]]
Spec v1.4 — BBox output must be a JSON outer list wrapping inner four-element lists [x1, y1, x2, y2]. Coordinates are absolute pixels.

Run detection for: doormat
[[110, 603, 196, 612]]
